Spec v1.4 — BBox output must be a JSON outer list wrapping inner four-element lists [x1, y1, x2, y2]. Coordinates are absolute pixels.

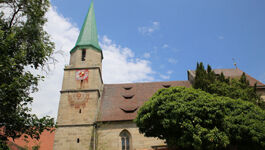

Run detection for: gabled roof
[[70, 1, 101, 53], [214, 69, 264, 86], [98, 69, 264, 122], [97, 81, 192, 122], [188, 68, 264, 86]]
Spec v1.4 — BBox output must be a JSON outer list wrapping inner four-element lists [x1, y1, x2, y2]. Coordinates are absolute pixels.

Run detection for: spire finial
[[232, 58, 238, 69]]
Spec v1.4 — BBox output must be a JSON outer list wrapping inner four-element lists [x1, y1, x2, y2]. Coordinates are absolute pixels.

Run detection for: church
[[52, 1, 265, 150]]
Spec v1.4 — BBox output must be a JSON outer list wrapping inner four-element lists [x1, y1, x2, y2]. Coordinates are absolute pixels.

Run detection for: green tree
[[193, 62, 264, 109], [135, 87, 265, 150], [0, 0, 55, 148]]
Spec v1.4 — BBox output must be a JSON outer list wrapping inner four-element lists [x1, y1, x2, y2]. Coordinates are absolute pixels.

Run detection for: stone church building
[[52, 2, 265, 150]]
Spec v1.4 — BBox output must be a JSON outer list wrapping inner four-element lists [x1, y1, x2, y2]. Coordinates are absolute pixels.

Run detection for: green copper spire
[[70, 1, 102, 53]]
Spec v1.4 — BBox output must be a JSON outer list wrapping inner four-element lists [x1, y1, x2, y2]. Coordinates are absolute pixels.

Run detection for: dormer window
[[122, 95, 134, 99], [120, 107, 138, 113], [162, 84, 171, 88], [124, 87, 132, 90], [81, 49, 86, 61], [120, 105, 138, 113]]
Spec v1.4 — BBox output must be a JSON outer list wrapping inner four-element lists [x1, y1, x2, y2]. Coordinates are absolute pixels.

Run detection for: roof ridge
[[104, 80, 190, 86]]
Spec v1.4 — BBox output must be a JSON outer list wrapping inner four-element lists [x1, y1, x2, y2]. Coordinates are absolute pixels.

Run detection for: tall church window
[[120, 130, 131, 150], [81, 49, 86, 61]]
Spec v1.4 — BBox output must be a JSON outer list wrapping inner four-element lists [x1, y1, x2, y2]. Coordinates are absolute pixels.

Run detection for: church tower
[[53, 1, 103, 149]]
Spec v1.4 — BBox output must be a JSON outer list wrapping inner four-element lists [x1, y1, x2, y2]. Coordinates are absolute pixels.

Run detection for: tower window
[[81, 49, 86, 61], [120, 130, 131, 150], [79, 109, 82, 114], [77, 138, 80, 143], [80, 80, 84, 89]]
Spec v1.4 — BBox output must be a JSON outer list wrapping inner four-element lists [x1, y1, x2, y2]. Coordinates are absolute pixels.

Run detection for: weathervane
[[232, 58, 238, 69]]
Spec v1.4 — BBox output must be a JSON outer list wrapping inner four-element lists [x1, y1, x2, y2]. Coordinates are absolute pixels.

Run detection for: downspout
[[93, 82, 104, 150], [93, 123, 96, 150]]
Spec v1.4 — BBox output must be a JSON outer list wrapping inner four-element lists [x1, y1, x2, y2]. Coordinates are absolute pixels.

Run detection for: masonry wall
[[69, 47, 102, 69], [257, 88, 265, 101], [56, 92, 99, 125], [61, 69, 102, 90], [54, 126, 94, 150], [54, 48, 102, 150], [97, 121, 165, 150]]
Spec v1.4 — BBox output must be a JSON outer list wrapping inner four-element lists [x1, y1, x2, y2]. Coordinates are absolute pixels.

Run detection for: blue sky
[[22, 0, 265, 118], [51, 0, 265, 82]]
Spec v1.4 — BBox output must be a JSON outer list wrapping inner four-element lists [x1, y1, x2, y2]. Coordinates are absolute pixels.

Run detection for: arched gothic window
[[120, 130, 131, 150]]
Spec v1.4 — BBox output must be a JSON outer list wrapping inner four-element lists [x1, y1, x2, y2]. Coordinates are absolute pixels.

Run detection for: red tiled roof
[[97, 81, 191, 122], [98, 69, 264, 122], [7, 129, 55, 150], [190, 69, 264, 86]]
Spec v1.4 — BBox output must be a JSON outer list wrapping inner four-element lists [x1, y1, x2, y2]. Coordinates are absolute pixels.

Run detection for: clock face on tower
[[75, 69, 89, 80]]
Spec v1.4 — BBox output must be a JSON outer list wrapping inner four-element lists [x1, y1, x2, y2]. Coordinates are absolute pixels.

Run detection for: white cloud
[[138, 21, 160, 35], [162, 44, 169, 48], [160, 74, 170, 80], [143, 52, 151, 59], [101, 36, 154, 83], [30, 6, 79, 119], [30, 6, 155, 119], [0, 3, 26, 26], [167, 70, 173, 75], [159, 70, 173, 80], [168, 58, 178, 64]]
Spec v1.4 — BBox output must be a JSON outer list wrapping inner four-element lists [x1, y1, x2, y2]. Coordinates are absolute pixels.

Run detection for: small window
[[81, 49, 86, 61], [79, 109, 82, 114], [120, 130, 131, 150], [80, 80, 84, 89], [77, 138, 80, 143]]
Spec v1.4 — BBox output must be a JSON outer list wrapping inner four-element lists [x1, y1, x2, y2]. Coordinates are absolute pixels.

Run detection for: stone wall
[[257, 88, 265, 101], [54, 47, 102, 150], [56, 91, 99, 125], [69, 47, 102, 69], [54, 126, 94, 150], [62, 69, 102, 90], [97, 121, 165, 150]]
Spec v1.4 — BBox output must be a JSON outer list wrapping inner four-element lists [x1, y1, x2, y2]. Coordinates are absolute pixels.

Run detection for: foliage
[[32, 144, 40, 150], [135, 87, 265, 150], [0, 0, 55, 147], [193, 62, 264, 109], [0, 139, 10, 150]]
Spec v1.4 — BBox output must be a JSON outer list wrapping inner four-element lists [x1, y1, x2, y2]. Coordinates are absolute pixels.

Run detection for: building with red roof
[[46, 1, 265, 150]]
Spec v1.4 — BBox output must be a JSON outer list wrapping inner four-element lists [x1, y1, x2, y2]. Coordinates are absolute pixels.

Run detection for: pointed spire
[[71, 0, 101, 53]]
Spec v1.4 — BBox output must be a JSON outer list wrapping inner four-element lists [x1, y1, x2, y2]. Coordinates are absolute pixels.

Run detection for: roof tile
[[98, 81, 191, 122]]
